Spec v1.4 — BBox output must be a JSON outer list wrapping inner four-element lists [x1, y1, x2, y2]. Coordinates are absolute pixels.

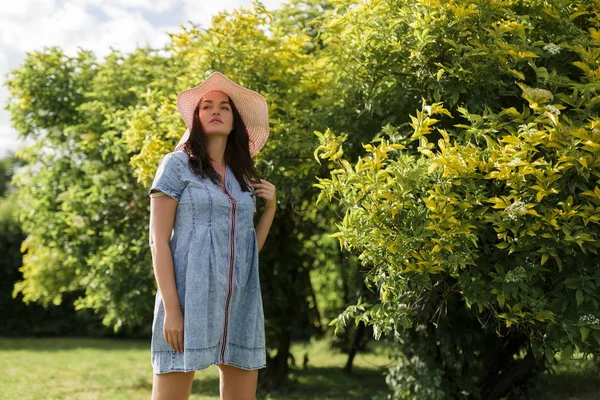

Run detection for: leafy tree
[[314, 0, 600, 398], [6, 46, 175, 334], [0, 154, 113, 337]]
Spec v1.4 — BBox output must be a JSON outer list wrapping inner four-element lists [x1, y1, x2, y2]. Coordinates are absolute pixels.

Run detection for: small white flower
[[71, 215, 85, 228], [508, 157, 522, 167], [579, 314, 600, 325], [545, 105, 561, 115], [518, 124, 529, 132], [543, 43, 561, 55], [505, 200, 527, 220], [505, 266, 527, 283], [524, 88, 554, 103]]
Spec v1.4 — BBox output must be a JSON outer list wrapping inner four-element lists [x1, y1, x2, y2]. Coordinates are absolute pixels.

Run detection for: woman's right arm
[[149, 193, 180, 312], [149, 193, 183, 352]]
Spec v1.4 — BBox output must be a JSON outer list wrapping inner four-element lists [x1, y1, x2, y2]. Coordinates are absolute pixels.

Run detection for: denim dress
[[148, 150, 266, 374]]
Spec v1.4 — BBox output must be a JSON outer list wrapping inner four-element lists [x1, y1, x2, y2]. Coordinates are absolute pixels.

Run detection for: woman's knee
[[218, 364, 258, 400], [151, 370, 195, 400]]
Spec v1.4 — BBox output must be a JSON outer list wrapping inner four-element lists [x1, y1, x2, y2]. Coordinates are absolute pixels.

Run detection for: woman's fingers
[[164, 327, 183, 352], [164, 330, 173, 351], [254, 189, 271, 197], [171, 328, 183, 352], [251, 180, 274, 189], [163, 309, 184, 352], [251, 179, 277, 209], [175, 330, 183, 353]]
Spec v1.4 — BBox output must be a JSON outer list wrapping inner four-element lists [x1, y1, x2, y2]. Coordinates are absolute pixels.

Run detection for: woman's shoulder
[[170, 150, 189, 162], [158, 150, 189, 168], [158, 150, 188, 161], [168, 150, 204, 180]]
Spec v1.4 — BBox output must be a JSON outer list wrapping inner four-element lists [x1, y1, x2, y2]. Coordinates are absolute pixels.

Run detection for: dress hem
[[152, 361, 267, 375], [151, 346, 267, 374]]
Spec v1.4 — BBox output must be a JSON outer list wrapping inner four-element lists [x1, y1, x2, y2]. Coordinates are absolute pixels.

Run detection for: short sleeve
[[148, 153, 185, 201]]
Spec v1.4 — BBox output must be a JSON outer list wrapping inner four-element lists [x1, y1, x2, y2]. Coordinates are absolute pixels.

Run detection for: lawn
[[525, 351, 600, 400], [0, 337, 598, 399], [0, 337, 391, 400]]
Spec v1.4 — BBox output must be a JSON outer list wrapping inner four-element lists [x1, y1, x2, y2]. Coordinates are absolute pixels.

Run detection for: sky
[[0, 0, 286, 157]]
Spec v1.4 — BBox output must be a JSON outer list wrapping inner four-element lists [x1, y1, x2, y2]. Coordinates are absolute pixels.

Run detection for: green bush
[[0, 155, 116, 337], [315, 0, 600, 398]]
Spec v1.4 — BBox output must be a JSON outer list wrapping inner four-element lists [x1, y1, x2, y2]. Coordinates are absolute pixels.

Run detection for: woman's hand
[[251, 179, 276, 210], [163, 308, 184, 352]]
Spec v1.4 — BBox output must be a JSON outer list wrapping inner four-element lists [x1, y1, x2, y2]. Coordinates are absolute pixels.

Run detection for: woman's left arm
[[251, 179, 276, 252]]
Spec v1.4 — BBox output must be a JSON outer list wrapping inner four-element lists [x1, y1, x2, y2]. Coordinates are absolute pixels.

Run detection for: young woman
[[148, 72, 276, 400]]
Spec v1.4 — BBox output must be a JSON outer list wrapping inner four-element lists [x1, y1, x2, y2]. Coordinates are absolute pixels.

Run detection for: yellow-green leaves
[[410, 99, 452, 139], [581, 186, 600, 201], [314, 129, 348, 163]]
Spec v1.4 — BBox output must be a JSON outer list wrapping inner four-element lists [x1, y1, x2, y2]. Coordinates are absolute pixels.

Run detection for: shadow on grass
[[0, 337, 148, 351], [191, 377, 222, 397], [258, 366, 387, 399], [127, 374, 222, 397], [124, 367, 385, 399], [526, 370, 600, 400]]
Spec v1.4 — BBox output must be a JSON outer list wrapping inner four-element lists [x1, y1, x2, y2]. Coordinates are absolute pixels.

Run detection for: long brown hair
[[182, 95, 260, 192]]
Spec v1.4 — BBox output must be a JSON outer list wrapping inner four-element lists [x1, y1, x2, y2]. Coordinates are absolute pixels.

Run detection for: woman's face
[[198, 90, 234, 136]]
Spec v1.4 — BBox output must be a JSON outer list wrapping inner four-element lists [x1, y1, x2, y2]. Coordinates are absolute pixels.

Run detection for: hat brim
[[175, 72, 269, 157]]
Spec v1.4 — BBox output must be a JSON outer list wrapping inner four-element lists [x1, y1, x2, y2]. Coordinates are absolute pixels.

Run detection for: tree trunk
[[344, 320, 367, 373], [265, 326, 291, 388], [306, 267, 323, 334], [262, 209, 295, 389], [482, 348, 545, 399], [480, 335, 546, 399]]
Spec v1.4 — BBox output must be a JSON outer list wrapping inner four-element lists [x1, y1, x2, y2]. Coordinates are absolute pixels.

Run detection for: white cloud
[[1, 3, 97, 54], [62, 8, 175, 58], [0, 1, 173, 58], [0, 0, 58, 19], [0, 124, 34, 158], [72, 0, 179, 13]]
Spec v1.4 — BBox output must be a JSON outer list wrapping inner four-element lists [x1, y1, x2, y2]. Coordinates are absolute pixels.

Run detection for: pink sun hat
[[174, 71, 270, 157]]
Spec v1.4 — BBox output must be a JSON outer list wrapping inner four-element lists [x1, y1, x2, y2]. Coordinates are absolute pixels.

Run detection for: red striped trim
[[219, 188, 237, 364]]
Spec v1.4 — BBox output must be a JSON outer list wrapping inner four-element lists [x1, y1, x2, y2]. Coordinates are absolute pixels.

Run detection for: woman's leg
[[218, 364, 259, 400], [151, 371, 195, 400]]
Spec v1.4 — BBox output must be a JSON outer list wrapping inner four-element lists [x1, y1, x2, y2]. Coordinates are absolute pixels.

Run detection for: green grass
[[525, 352, 600, 400], [0, 337, 390, 400], [1, 337, 598, 399]]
